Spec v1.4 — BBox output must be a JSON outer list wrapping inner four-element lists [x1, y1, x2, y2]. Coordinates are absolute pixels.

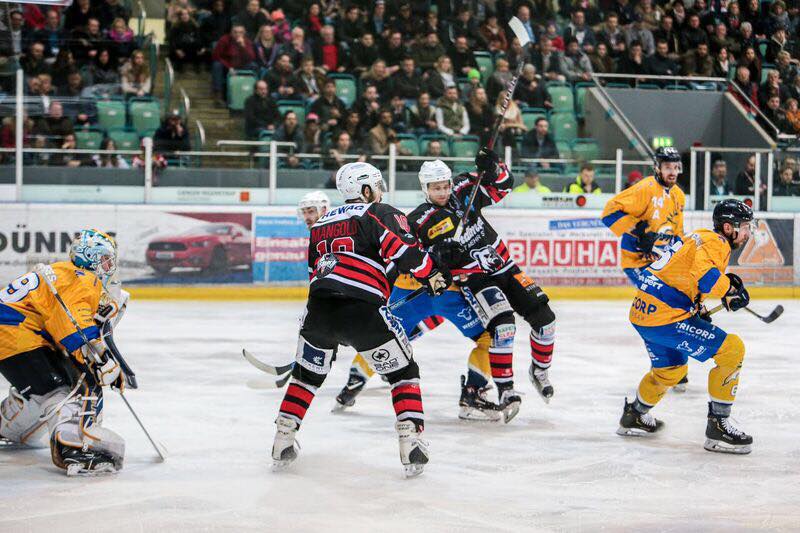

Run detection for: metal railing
[[589, 74, 653, 159]]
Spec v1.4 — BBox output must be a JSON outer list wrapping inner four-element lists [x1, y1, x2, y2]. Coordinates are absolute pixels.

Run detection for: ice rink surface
[[1, 299, 798, 532]]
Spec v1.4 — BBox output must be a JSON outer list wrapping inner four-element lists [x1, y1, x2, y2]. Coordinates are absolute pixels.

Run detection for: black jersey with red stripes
[[409, 162, 515, 278], [308, 202, 435, 305]]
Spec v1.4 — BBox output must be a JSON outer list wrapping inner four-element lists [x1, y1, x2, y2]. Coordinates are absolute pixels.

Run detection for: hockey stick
[[241, 286, 428, 381], [453, 16, 531, 241], [33, 263, 167, 462], [706, 303, 784, 323]]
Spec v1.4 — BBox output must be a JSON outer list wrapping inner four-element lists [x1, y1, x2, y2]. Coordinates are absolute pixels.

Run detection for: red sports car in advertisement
[[146, 222, 252, 275]]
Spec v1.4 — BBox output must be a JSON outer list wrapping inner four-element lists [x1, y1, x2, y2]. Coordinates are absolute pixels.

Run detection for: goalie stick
[[33, 263, 167, 462]]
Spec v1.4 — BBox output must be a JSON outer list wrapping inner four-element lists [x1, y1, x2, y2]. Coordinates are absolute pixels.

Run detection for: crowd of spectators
[[0, 1, 190, 166]]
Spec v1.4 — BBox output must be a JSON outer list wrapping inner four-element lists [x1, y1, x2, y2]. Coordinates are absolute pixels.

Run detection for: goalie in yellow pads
[[0, 229, 129, 475], [617, 200, 755, 454]]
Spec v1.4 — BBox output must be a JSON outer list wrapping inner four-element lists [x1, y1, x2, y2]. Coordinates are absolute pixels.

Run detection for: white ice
[[1, 299, 799, 532]]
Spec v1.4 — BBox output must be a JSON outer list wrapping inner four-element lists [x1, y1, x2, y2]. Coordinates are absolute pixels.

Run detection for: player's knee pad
[[361, 337, 412, 376], [652, 365, 688, 387], [294, 335, 336, 376], [0, 385, 54, 447], [385, 358, 420, 384], [462, 285, 513, 328], [525, 304, 557, 338], [714, 334, 745, 369]]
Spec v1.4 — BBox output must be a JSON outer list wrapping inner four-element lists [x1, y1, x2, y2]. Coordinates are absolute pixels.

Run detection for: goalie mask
[[70, 229, 118, 283]]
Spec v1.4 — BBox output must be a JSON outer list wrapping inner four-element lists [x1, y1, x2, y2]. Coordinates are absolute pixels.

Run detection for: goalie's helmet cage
[[69, 229, 118, 282]]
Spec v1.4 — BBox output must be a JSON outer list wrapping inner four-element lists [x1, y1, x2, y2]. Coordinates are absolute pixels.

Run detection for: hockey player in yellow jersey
[[0, 229, 129, 475], [602, 146, 686, 286], [617, 200, 755, 454]]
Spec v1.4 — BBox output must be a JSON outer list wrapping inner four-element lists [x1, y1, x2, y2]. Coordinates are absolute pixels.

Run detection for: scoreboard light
[[652, 136, 674, 149]]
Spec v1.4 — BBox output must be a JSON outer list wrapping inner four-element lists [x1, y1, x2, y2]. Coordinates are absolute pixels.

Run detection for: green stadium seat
[[419, 134, 450, 156], [330, 73, 357, 107], [574, 82, 595, 118], [128, 98, 161, 136], [551, 112, 578, 142], [107, 127, 140, 151], [556, 140, 572, 159], [451, 135, 480, 158], [570, 138, 600, 162], [96, 99, 126, 130], [474, 52, 493, 84], [548, 84, 574, 113], [521, 107, 548, 130], [758, 39, 768, 59], [227, 70, 256, 111], [75, 127, 105, 150], [397, 133, 420, 156], [277, 100, 306, 125]]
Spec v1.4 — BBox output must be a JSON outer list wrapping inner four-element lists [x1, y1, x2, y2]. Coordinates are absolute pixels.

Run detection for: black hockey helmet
[[713, 199, 754, 247], [653, 147, 682, 186]]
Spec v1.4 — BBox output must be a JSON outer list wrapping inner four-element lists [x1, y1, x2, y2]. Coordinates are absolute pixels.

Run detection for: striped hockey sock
[[489, 345, 514, 385], [278, 380, 318, 425], [530, 329, 554, 369], [391, 379, 425, 430]]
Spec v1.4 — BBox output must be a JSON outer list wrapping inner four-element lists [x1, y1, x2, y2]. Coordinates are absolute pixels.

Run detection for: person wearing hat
[[513, 167, 552, 194], [626, 170, 644, 189], [153, 109, 190, 154]]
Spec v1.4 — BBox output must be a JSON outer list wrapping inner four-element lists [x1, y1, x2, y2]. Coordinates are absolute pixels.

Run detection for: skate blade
[[535, 388, 552, 404], [66, 462, 118, 477], [331, 400, 352, 413], [672, 383, 688, 393], [458, 406, 502, 422], [0, 439, 28, 450], [502, 401, 521, 424], [616, 426, 659, 437], [403, 463, 425, 478], [703, 438, 752, 455]]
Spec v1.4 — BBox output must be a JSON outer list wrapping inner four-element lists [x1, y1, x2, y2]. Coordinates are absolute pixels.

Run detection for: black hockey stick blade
[[745, 305, 783, 324], [242, 349, 294, 376]]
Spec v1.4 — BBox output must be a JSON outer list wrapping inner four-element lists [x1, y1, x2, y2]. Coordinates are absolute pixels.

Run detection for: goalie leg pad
[[0, 385, 56, 447]]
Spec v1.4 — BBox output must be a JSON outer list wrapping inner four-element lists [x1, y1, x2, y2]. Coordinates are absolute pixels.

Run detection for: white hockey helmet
[[335, 162, 385, 201], [297, 190, 331, 218], [418, 159, 452, 201]]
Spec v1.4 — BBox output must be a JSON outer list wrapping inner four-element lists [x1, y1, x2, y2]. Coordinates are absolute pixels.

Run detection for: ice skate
[[704, 404, 752, 455], [272, 415, 300, 469], [62, 448, 119, 477], [528, 363, 554, 403], [458, 375, 501, 422], [332, 372, 366, 412], [616, 398, 664, 437], [396, 420, 429, 478], [497, 383, 522, 424], [673, 374, 689, 393]]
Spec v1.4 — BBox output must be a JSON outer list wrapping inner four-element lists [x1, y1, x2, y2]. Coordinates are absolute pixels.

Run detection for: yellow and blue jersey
[[0, 262, 103, 360], [601, 176, 685, 270], [630, 229, 732, 327]]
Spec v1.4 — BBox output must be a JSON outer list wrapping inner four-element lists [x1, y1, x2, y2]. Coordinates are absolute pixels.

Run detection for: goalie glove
[[722, 273, 749, 312], [80, 338, 123, 389]]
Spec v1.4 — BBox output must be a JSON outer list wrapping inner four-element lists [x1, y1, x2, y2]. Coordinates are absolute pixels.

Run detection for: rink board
[[0, 204, 798, 296]]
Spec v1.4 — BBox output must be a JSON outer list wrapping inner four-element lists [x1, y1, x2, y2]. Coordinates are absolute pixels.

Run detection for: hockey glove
[[423, 269, 451, 296], [722, 273, 749, 312], [632, 220, 659, 259], [697, 305, 713, 323], [475, 147, 500, 175], [80, 338, 123, 389], [431, 240, 465, 268]]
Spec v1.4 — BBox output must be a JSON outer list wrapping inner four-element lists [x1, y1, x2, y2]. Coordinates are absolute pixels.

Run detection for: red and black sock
[[391, 379, 425, 430], [278, 380, 318, 424]]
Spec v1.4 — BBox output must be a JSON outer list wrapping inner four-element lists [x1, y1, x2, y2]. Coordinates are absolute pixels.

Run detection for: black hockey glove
[[430, 240, 465, 268], [722, 273, 749, 312], [475, 147, 500, 176], [632, 220, 659, 259], [422, 268, 451, 296]]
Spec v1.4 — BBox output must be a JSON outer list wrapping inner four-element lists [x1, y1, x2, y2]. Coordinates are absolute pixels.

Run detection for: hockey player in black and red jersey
[[271, 162, 450, 477], [409, 150, 557, 420]]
